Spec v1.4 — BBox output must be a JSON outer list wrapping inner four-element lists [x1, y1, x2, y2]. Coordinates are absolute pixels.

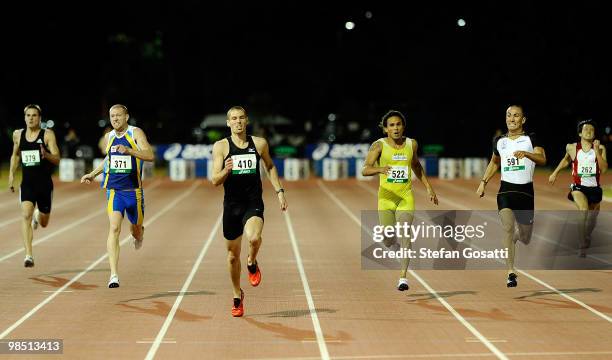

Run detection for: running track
[[0, 173, 610, 359]]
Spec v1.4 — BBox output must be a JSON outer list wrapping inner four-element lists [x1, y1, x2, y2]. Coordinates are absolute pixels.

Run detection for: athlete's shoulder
[[251, 136, 268, 146], [369, 138, 384, 151], [12, 129, 23, 140], [213, 138, 229, 148], [527, 132, 542, 148]]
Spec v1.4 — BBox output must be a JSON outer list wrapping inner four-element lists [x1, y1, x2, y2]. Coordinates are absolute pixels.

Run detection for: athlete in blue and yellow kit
[[362, 110, 438, 291], [81, 104, 154, 288]]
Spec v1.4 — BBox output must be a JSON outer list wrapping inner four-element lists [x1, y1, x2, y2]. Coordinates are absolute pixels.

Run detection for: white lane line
[[0, 180, 162, 264], [0, 181, 200, 340], [318, 180, 508, 360], [421, 183, 612, 323], [249, 350, 612, 359], [517, 270, 612, 322], [144, 214, 222, 360], [0, 192, 95, 229], [284, 210, 330, 360]]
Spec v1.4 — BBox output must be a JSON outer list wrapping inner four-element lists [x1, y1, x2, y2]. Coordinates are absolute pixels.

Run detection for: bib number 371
[[110, 155, 132, 174]]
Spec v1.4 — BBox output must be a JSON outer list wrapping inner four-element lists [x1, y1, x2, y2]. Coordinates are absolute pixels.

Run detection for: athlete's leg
[[126, 189, 145, 248], [571, 191, 589, 254], [396, 210, 414, 279], [499, 208, 517, 274], [20, 201, 35, 257], [244, 216, 264, 267], [36, 188, 53, 228], [107, 211, 124, 277], [226, 236, 243, 298], [586, 202, 600, 248], [396, 192, 415, 279]]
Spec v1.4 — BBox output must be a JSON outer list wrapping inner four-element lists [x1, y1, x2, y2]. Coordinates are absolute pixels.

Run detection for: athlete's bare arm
[[411, 139, 438, 205], [254, 136, 287, 211], [594, 140, 608, 173], [116, 127, 155, 162], [514, 146, 546, 166], [42, 129, 61, 166], [361, 140, 388, 176], [211, 139, 231, 186], [8, 130, 22, 192], [549, 143, 573, 185], [476, 152, 501, 198]]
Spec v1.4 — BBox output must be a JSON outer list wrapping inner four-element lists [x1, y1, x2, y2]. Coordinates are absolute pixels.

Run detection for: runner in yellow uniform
[[363, 110, 438, 291]]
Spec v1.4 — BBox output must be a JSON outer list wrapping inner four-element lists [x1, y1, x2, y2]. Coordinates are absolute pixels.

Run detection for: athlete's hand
[[116, 145, 131, 155], [513, 150, 528, 159], [39, 144, 46, 159], [427, 187, 438, 205], [476, 182, 486, 198], [80, 173, 95, 184], [224, 158, 233, 173], [379, 166, 391, 175], [594, 139, 601, 149], [548, 172, 557, 185], [278, 192, 288, 211]]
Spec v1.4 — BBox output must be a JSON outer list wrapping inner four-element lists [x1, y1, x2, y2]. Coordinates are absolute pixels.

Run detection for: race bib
[[387, 166, 409, 183], [110, 155, 132, 174], [21, 150, 41, 167], [502, 155, 525, 172], [578, 160, 596, 177], [232, 154, 257, 175]]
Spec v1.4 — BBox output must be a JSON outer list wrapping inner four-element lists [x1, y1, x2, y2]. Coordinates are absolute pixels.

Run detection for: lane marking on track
[[318, 180, 509, 360], [0, 180, 163, 264], [144, 213, 222, 360], [284, 210, 331, 360], [249, 350, 612, 359], [0, 181, 200, 340], [419, 182, 612, 323]]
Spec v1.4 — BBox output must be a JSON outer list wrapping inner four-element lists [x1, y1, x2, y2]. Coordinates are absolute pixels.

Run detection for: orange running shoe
[[247, 262, 261, 287], [231, 289, 244, 317]]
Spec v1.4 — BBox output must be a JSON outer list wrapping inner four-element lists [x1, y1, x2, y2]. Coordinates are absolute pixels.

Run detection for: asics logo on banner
[[392, 154, 407, 161]]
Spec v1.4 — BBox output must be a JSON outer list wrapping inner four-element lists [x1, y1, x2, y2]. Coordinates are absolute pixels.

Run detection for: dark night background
[[1, 1, 610, 164]]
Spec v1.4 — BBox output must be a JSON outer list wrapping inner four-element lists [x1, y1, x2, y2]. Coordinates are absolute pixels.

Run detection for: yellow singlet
[[377, 137, 415, 214]]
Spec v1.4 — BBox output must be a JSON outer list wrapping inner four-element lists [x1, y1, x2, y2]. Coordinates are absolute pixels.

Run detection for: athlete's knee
[[246, 233, 261, 246], [22, 212, 33, 222], [227, 249, 240, 265], [109, 222, 121, 236]]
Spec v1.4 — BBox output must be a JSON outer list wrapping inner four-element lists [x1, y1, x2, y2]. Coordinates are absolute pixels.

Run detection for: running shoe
[[397, 278, 409, 291], [247, 261, 261, 287], [231, 289, 244, 317], [24, 255, 34, 268], [507, 273, 517, 288], [108, 274, 120, 288]]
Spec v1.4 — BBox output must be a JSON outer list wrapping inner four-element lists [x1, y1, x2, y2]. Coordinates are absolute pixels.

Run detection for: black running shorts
[[568, 184, 602, 205], [497, 181, 534, 225], [20, 184, 53, 213], [223, 198, 264, 240]]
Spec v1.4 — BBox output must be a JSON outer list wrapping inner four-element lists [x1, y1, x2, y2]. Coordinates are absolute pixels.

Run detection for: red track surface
[[0, 173, 610, 359]]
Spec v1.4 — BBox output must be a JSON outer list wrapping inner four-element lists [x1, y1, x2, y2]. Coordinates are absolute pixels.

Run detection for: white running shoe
[[24, 255, 34, 268], [31, 209, 39, 230], [397, 278, 409, 291], [108, 274, 120, 288]]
